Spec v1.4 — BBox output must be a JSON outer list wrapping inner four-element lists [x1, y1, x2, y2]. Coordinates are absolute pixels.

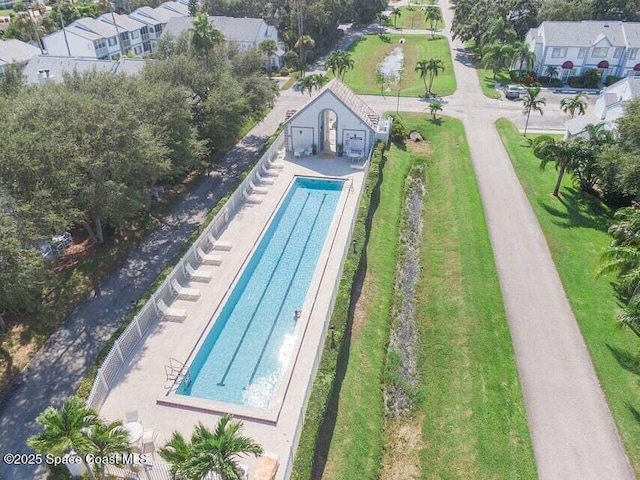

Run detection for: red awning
[[562, 61, 574, 69], [598, 60, 610, 69], [634, 63, 640, 71]]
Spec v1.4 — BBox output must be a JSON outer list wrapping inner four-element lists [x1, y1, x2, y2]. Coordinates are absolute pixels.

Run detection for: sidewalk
[[0, 92, 306, 480]]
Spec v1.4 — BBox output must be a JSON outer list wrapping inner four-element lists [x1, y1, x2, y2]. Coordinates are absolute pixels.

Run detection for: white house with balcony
[[565, 76, 640, 138], [162, 15, 285, 68], [44, 17, 123, 60], [98, 13, 149, 57], [129, 6, 173, 51], [526, 21, 640, 82]]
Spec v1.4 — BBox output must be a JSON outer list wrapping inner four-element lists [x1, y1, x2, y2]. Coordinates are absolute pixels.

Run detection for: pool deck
[[98, 152, 367, 479]]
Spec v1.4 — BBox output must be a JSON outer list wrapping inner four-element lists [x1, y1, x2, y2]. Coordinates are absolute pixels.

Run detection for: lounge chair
[[249, 179, 268, 195], [196, 246, 223, 266], [171, 279, 200, 301], [185, 262, 212, 282], [261, 164, 278, 177], [207, 232, 233, 251], [157, 299, 187, 322], [242, 189, 262, 204], [256, 170, 276, 185]]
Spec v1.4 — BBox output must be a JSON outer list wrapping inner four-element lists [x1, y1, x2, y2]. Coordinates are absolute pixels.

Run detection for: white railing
[[282, 147, 374, 479], [86, 133, 285, 410]]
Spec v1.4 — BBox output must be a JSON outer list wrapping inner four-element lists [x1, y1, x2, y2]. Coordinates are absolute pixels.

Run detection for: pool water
[[177, 178, 344, 409]]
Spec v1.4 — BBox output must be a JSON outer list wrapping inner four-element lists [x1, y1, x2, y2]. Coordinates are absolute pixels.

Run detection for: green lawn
[[477, 67, 510, 99], [385, 5, 444, 31], [321, 115, 535, 479], [497, 118, 640, 476], [320, 140, 412, 480], [342, 34, 456, 97], [0, 8, 13, 15]]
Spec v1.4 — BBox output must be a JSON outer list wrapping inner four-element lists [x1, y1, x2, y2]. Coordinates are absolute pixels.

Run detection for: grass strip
[[341, 34, 456, 97], [496, 118, 640, 475], [385, 5, 444, 31], [405, 114, 536, 478]]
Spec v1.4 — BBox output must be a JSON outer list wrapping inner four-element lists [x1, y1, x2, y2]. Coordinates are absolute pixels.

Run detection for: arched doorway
[[318, 109, 338, 157]]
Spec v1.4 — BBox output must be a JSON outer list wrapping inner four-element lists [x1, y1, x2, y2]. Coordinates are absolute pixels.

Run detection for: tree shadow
[[606, 343, 640, 377], [429, 118, 443, 126], [539, 186, 611, 233], [311, 150, 387, 479], [626, 401, 640, 425]]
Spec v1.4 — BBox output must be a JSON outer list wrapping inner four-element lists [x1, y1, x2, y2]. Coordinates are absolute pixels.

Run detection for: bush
[[280, 67, 290, 77], [568, 76, 585, 88], [582, 68, 601, 88], [390, 116, 409, 143], [605, 75, 622, 87], [538, 76, 563, 87]]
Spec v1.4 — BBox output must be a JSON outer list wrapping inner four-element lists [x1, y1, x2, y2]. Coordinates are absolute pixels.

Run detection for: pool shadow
[[310, 148, 386, 479]]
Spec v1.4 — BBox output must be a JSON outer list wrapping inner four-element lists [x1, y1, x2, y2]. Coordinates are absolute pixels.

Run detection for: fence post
[[135, 315, 143, 337], [99, 370, 109, 390], [114, 341, 125, 363]]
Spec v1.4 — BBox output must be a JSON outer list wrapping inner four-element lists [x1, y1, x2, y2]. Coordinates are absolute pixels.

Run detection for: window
[[592, 47, 609, 57], [108, 36, 117, 47], [154, 24, 162, 34], [134, 45, 142, 54], [630, 48, 639, 60], [578, 48, 587, 58], [94, 39, 106, 50], [614, 47, 623, 58], [551, 47, 567, 58], [143, 41, 151, 52], [131, 30, 139, 39]]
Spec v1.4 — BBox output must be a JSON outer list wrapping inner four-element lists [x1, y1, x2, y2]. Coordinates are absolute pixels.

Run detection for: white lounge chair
[[249, 179, 268, 195], [261, 164, 278, 177], [256, 170, 276, 185], [242, 189, 262, 204], [196, 246, 223, 265], [185, 262, 212, 282], [171, 279, 200, 301], [207, 232, 233, 251], [157, 299, 187, 322], [268, 155, 285, 169]]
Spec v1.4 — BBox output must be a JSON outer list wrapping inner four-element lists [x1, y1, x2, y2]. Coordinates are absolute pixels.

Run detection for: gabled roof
[[159, 1, 189, 16], [0, 39, 41, 64], [98, 13, 146, 33], [130, 6, 172, 25], [22, 55, 148, 84], [534, 21, 638, 47], [284, 79, 379, 131], [162, 15, 268, 44], [73, 17, 120, 38]]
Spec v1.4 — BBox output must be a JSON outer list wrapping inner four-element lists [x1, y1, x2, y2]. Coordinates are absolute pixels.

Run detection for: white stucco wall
[[286, 91, 374, 154]]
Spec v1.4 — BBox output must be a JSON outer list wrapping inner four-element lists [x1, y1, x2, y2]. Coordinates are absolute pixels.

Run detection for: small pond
[[378, 46, 404, 85]]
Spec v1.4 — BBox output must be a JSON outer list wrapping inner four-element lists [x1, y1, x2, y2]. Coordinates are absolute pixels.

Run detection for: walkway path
[[0, 91, 307, 480], [427, 2, 633, 478]]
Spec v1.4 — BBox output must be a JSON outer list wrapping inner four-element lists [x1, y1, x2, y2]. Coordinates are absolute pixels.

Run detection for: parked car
[[505, 85, 521, 99]]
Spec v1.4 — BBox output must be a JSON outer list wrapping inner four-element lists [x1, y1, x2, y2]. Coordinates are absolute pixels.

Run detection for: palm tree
[[429, 99, 443, 119], [585, 121, 614, 146], [375, 12, 385, 28], [88, 420, 132, 480], [259, 39, 278, 78], [544, 65, 559, 80], [532, 135, 577, 196], [376, 70, 388, 96], [617, 295, 640, 337], [518, 87, 546, 137], [607, 206, 640, 248], [190, 13, 223, 66], [326, 51, 354, 80], [560, 92, 587, 118], [28, 397, 100, 480], [296, 73, 327, 96], [425, 58, 445, 95], [482, 42, 516, 79], [599, 245, 640, 300], [482, 17, 517, 45], [414, 59, 429, 95], [390, 7, 401, 28], [512, 41, 535, 73], [294, 35, 315, 70], [159, 414, 263, 480], [424, 6, 441, 38]]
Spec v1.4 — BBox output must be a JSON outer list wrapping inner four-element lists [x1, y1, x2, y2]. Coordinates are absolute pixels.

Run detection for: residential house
[[162, 15, 285, 68], [22, 55, 147, 84], [565, 76, 640, 137], [526, 21, 640, 82], [159, 1, 189, 17], [0, 39, 41, 75], [129, 6, 174, 51], [44, 17, 124, 60], [98, 13, 149, 57]]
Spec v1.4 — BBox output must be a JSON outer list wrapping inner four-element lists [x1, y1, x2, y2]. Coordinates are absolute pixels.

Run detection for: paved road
[[430, 1, 633, 478], [0, 90, 307, 480]]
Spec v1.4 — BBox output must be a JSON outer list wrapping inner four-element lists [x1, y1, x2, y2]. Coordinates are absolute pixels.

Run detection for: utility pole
[[58, 5, 71, 56]]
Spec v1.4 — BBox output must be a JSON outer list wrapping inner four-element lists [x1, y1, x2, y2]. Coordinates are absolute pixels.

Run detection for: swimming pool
[[177, 177, 344, 409]]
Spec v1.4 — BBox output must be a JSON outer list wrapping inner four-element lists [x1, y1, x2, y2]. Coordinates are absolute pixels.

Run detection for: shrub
[[538, 76, 563, 87], [605, 75, 622, 87], [568, 76, 585, 88], [582, 68, 601, 88], [390, 116, 409, 143], [280, 67, 290, 77]]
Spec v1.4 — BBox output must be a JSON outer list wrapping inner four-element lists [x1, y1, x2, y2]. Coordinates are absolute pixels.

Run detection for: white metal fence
[[86, 133, 285, 410]]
